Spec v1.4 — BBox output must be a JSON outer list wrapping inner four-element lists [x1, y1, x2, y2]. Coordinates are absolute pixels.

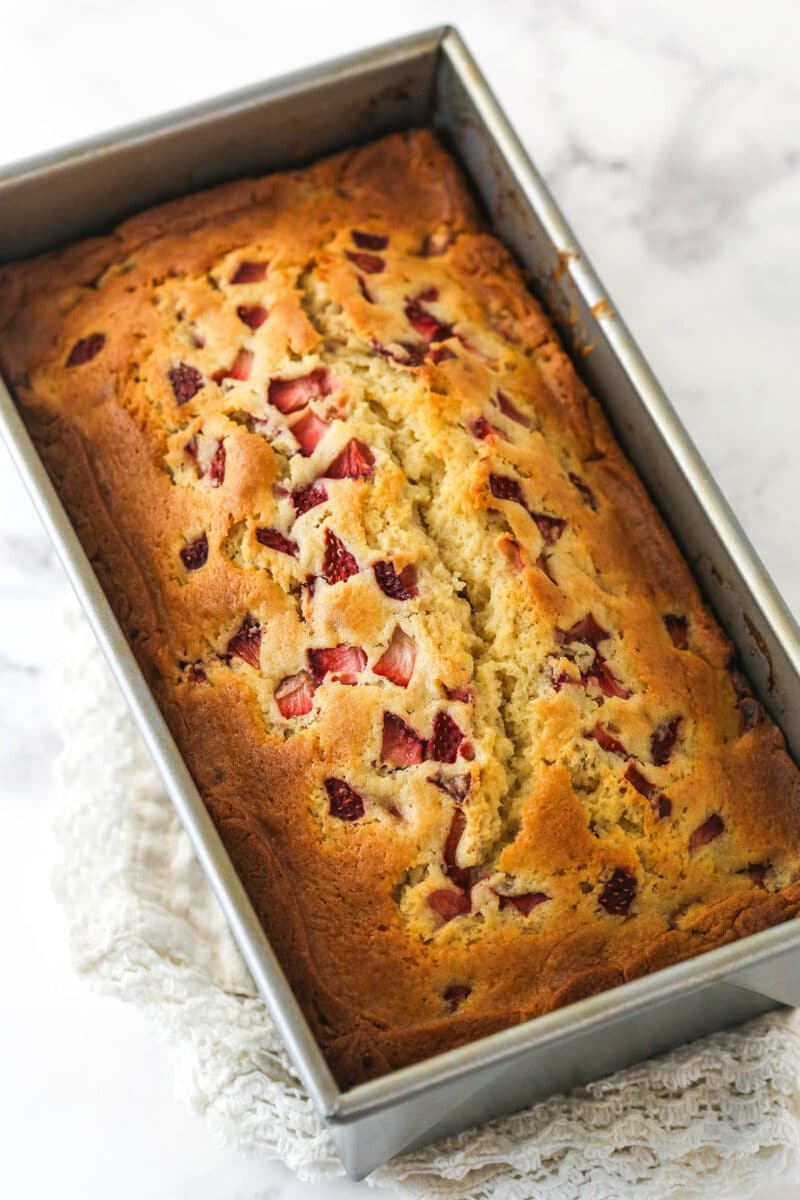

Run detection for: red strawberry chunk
[[427, 887, 471, 923], [651, 717, 681, 766], [443, 984, 471, 1012], [255, 527, 299, 557], [568, 471, 598, 510], [237, 304, 268, 330], [208, 440, 226, 487], [689, 813, 724, 853], [346, 250, 385, 274], [532, 511, 567, 544], [214, 348, 253, 384], [625, 763, 671, 819], [231, 260, 267, 284], [322, 528, 359, 584], [169, 362, 204, 404], [268, 368, 333, 414], [429, 772, 471, 802], [357, 276, 375, 304], [308, 644, 367, 684], [228, 615, 261, 669], [470, 416, 506, 441], [587, 654, 631, 699], [560, 613, 610, 646], [324, 438, 375, 479], [405, 296, 453, 343], [373, 561, 418, 600], [444, 685, 473, 704], [186, 662, 207, 683], [428, 712, 464, 764], [66, 332, 105, 366], [381, 713, 426, 767], [443, 809, 470, 889], [371, 338, 428, 366], [489, 473, 527, 506], [292, 481, 328, 516], [180, 532, 208, 571], [588, 723, 629, 759], [291, 410, 331, 456], [373, 626, 416, 687], [429, 345, 457, 364], [664, 613, 689, 650], [598, 867, 637, 915], [275, 671, 316, 718], [352, 230, 389, 251], [324, 778, 365, 821], [496, 390, 532, 428], [498, 892, 549, 916]]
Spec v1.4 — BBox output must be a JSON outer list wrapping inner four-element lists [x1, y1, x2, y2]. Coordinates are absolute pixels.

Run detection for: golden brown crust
[[2, 129, 800, 1088]]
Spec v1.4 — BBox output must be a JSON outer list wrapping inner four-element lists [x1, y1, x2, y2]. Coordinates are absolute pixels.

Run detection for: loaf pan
[[1, 26, 799, 1181]]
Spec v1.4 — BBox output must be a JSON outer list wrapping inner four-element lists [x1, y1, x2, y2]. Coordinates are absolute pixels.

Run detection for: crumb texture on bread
[[2, 129, 799, 1088]]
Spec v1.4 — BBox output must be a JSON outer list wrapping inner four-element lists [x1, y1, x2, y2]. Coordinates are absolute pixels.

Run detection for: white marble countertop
[[1, 1, 798, 1196]]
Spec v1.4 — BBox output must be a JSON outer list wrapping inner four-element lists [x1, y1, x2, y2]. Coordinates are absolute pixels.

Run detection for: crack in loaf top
[[2, 129, 800, 1089]]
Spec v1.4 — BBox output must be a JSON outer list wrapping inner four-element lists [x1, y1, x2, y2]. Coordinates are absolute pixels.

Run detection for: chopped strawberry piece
[[352, 230, 389, 251], [180, 532, 208, 571], [214, 348, 253, 384], [625, 763, 671, 818], [291, 410, 331, 456], [231, 260, 267, 284], [443, 809, 470, 889], [373, 627, 416, 687], [444, 686, 473, 704], [381, 713, 426, 767], [427, 887, 470, 923], [357, 276, 374, 304], [190, 329, 206, 349], [588, 723, 629, 759], [371, 338, 427, 366], [292, 481, 328, 516], [496, 390, 532, 428], [533, 512, 566, 544], [275, 671, 316, 718], [498, 892, 549, 916], [184, 434, 198, 462], [428, 712, 464, 764], [568, 471, 598, 510], [186, 662, 206, 683], [587, 654, 631, 699], [470, 415, 505, 440], [651, 717, 681, 766], [664, 614, 689, 650], [598, 867, 637, 915], [168, 362, 204, 405], [207, 440, 226, 487], [443, 984, 471, 1012], [321, 528, 359, 585], [489, 473, 527, 506], [689, 813, 724, 853], [559, 614, 610, 646], [305, 573, 317, 598], [428, 345, 456, 364], [744, 862, 768, 887], [228, 615, 261, 669], [373, 561, 418, 600], [460, 740, 475, 761], [308, 644, 367, 683], [415, 287, 439, 303], [324, 438, 375, 479], [268, 368, 333, 414], [429, 772, 471, 802], [405, 296, 452, 343], [346, 250, 385, 274], [66, 332, 105, 366], [255, 527, 299, 557], [324, 778, 365, 821], [237, 304, 268, 329]]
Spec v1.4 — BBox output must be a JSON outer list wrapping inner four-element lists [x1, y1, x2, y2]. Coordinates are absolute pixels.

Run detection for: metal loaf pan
[[1, 27, 799, 1181]]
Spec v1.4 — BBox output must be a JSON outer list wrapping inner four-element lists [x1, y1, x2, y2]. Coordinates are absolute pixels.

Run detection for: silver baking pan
[[1, 26, 799, 1181]]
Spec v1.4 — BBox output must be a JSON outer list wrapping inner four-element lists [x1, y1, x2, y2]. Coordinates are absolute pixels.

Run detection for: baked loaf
[[2, 130, 800, 1089]]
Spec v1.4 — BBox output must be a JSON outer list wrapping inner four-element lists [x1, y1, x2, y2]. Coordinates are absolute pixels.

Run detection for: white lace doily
[[51, 595, 800, 1198]]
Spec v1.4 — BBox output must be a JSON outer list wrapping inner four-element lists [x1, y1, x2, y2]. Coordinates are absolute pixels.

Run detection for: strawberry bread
[[2, 129, 800, 1088]]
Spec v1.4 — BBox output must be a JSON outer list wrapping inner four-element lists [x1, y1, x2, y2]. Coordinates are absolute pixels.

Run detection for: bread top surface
[[2, 129, 799, 1087]]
